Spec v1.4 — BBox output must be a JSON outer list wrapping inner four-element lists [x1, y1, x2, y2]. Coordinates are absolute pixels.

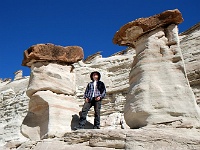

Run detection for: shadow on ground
[[71, 113, 94, 130]]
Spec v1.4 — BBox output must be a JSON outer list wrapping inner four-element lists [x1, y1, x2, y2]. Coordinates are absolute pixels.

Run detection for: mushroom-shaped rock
[[21, 43, 83, 140], [113, 9, 200, 129], [113, 9, 183, 47], [22, 43, 84, 67]]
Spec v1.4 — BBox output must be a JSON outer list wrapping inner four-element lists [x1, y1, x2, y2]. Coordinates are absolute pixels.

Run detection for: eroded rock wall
[[180, 23, 200, 106], [0, 77, 29, 145], [74, 48, 135, 129]]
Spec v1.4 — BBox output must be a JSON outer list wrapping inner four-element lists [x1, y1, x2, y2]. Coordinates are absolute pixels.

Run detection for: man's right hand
[[85, 98, 89, 103]]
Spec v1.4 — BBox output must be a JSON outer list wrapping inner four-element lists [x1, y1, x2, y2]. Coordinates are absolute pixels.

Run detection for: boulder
[[22, 43, 83, 67], [113, 9, 183, 47]]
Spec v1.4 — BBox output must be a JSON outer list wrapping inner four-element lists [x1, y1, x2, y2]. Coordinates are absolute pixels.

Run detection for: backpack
[[97, 81, 105, 94]]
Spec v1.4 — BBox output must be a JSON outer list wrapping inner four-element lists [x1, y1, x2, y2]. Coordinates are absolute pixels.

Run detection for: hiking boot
[[74, 126, 84, 130], [93, 126, 100, 129]]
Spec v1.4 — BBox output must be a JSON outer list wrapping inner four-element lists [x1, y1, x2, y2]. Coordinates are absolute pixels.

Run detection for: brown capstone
[[22, 43, 84, 67], [113, 9, 183, 47]]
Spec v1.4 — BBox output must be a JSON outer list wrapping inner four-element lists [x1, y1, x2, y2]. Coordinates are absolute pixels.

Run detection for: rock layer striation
[[180, 23, 200, 107]]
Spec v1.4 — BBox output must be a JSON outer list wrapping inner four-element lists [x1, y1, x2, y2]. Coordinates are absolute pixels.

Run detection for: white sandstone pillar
[[21, 44, 83, 140], [113, 9, 200, 129]]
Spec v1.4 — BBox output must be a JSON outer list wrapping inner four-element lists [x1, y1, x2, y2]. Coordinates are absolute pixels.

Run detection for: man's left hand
[[96, 96, 101, 101]]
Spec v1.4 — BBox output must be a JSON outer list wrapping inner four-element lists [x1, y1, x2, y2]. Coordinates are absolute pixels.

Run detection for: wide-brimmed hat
[[90, 71, 101, 81]]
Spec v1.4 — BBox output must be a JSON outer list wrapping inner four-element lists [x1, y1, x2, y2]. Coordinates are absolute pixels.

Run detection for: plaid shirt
[[84, 81, 106, 101]]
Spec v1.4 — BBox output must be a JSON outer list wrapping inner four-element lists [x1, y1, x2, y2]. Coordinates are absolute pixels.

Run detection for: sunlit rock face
[[180, 23, 200, 107], [21, 63, 80, 140], [0, 77, 29, 146]]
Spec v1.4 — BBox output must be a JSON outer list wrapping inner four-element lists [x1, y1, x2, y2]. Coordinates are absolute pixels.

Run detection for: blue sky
[[0, 0, 199, 79]]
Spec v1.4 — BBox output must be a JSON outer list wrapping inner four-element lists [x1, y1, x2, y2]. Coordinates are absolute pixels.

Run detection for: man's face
[[92, 73, 99, 81]]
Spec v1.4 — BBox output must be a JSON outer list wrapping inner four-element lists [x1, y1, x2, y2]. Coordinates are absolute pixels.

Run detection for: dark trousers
[[79, 98, 101, 127]]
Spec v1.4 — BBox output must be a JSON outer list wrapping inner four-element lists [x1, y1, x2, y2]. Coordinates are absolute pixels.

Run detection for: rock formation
[[22, 43, 83, 67], [113, 9, 183, 47], [13, 128, 200, 150], [0, 76, 29, 146], [1, 9, 200, 150], [14, 70, 23, 81], [180, 23, 200, 107], [21, 44, 83, 140], [113, 9, 200, 128]]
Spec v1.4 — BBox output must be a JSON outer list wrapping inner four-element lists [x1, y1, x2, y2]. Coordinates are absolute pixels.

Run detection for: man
[[74, 71, 106, 130]]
